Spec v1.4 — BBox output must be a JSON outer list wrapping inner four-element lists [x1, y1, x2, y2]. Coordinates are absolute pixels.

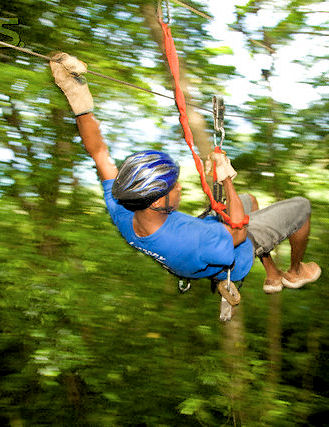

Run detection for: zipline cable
[[167, 1, 275, 53], [1, 40, 328, 131], [169, 0, 212, 20], [169, 2, 329, 50], [0, 40, 270, 119], [0, 40, 212, 114]]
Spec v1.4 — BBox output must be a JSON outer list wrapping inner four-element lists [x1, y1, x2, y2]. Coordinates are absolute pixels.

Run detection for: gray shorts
[[239, 194, 311, 257]]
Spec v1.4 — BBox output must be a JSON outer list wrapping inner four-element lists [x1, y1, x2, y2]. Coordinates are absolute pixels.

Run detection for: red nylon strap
[[212, 146, 220, 182], [159, 20, 249, 229]]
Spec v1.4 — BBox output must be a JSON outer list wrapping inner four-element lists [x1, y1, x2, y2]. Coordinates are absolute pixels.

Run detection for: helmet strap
[[149, 194, 175, 214]]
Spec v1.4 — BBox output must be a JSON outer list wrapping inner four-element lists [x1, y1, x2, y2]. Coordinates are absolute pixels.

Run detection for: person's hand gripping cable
[[205, 149, 237, 184], [50, 52, 94, 116]]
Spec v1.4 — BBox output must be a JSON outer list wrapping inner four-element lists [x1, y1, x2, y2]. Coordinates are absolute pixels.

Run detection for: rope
[[1, 41, 327, 130], [159, 18, 249, 229], [0, 41, 51, 61]]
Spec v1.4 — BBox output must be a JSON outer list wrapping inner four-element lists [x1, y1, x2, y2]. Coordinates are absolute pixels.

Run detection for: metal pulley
[[212, 96, 225, 149]]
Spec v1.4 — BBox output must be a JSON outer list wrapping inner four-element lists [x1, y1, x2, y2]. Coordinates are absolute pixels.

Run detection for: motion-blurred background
[[0, 1, 328, 425]]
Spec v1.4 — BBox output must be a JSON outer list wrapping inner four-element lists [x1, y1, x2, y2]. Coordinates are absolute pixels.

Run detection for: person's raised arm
[[50, 53, 118, 181], [76, 113, 118, 181], [211, 152, 247, 246]]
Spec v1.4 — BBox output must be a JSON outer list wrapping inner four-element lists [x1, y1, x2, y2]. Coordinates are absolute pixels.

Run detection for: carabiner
[[178, 279, 191, 293], [212, 96, 225, 149], [213, 127, 225, 149]]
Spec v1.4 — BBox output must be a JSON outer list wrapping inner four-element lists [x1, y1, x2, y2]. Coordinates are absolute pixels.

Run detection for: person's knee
[[303, 197, 311, 217], [288, 197, 311, 237], [248, 194, 259, 212], [295, 196, 311, 217]]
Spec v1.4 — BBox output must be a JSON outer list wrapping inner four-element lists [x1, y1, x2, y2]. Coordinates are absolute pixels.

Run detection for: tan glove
[[205, 151, 237, 184], [50, 53, 93, 116]]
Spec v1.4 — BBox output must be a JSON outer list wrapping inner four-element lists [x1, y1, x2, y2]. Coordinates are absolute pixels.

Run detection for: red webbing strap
[[159, 20, 249, 229]]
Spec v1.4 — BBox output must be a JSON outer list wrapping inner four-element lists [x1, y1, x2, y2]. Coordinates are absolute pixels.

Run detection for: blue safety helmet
[[112, 150, 180, 211]]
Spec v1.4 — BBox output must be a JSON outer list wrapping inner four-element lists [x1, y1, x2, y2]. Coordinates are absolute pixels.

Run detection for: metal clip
[[178, 279, 191, 293], [226, 268, 231, 293], [212, 96, 225, 148]]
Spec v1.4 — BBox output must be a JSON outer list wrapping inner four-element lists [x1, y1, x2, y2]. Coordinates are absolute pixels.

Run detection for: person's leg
[[244, 194, 283, 292], [261, 254, 284, 293], [261, 254, 281, 278], [249, 194, 259, 212], [281, 216, 321, 288], [247, 196, 320, 293], [241, 194, 284, 292], [289, 216, 310, 273]]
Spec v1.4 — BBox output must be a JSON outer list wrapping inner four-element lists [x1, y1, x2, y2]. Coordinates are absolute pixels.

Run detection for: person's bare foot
[[282, 262, 321, 289], [263, 278, 283, 294]]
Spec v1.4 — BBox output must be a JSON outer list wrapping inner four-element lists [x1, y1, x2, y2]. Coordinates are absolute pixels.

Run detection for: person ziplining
[[1, 0, 317, 311], [48, 47, 321, 299]]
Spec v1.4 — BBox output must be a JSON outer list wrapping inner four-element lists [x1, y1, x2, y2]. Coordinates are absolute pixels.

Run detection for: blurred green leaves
[[0, 0, 329, 425]]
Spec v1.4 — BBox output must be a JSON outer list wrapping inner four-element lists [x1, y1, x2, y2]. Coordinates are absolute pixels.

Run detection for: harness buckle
[[178, 279, 191, 293]]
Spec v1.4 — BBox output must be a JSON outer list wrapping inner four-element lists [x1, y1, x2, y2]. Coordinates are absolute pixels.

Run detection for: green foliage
[[0, 0, 329, 425]]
